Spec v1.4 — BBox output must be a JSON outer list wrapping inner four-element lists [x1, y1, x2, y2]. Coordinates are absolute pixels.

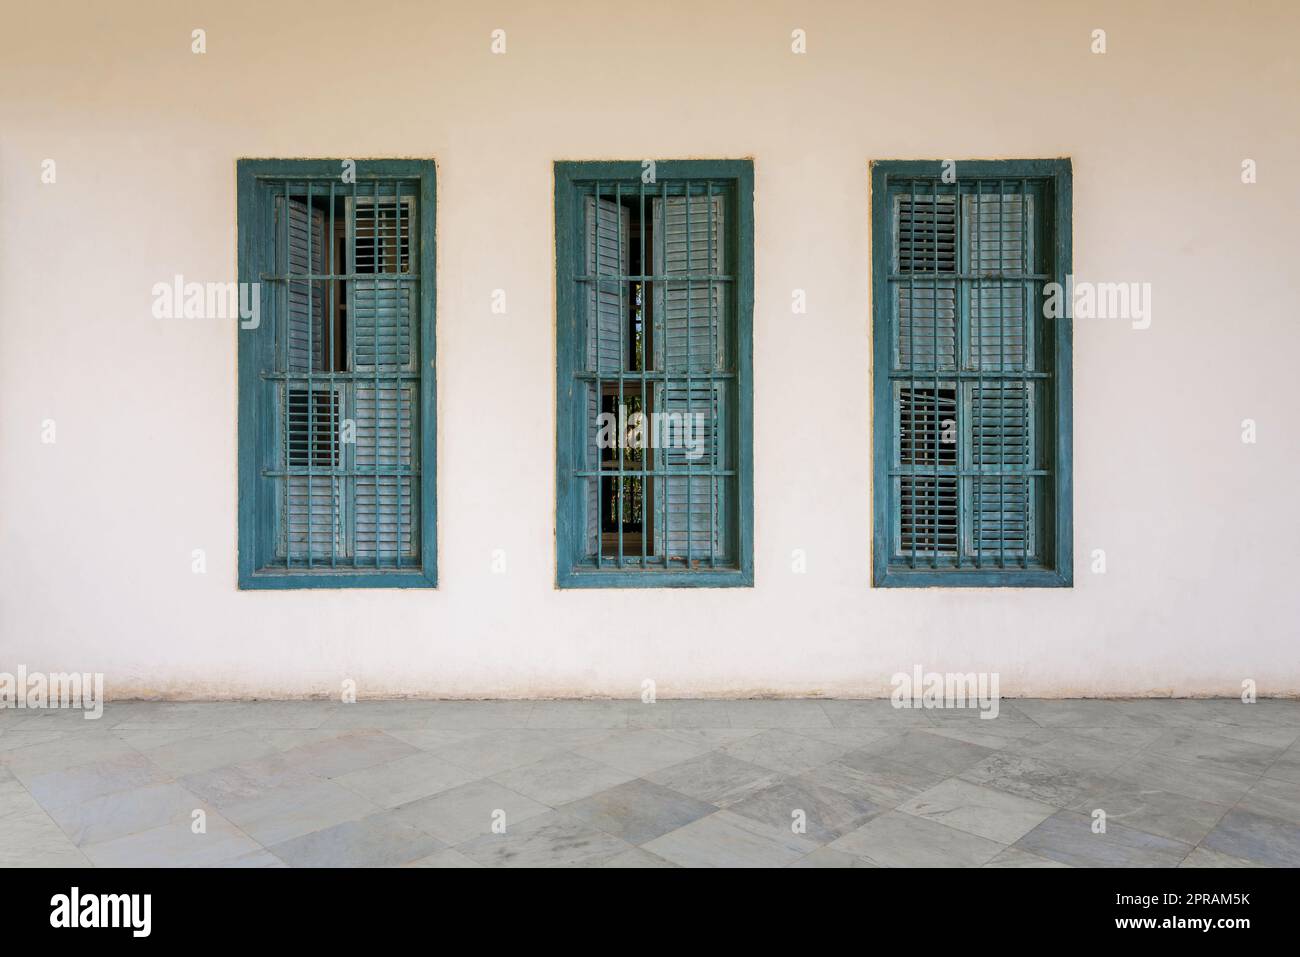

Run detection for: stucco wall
[[2, 0, 1297, 699]]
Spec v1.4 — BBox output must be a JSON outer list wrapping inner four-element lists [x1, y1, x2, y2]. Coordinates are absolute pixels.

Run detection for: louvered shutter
[[965, 193, 1032, 371], [897, 385, 958, 556], [276, 198, 344, 561], [962, 191, 1036, 562], [583, 198, 629, 557], [350, 194, 418, 563], [893, 192, 958, 560], [895, 194, 956, 370], [651, 194, 727, 562]]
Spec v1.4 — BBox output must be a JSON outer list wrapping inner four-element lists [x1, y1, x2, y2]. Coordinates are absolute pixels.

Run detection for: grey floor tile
[[210, 849, 286, 867], [646, 751, 784, 808], [1014, 810, 1192, 867], [407, 847, 482, 868], [1178, 847, 1262, 868], [180, 752, 326, 809], [1064, 779, 1231, 845], [818, 699, 934, 729], [1109, 750, 1261, 805], [45, 781, 210, 846], [268, 810, 444, 867], [2, 731, 139, 776], [572, 729, 713, 776], [319, 701, 450, 730], [898, 779, 1055, 844], [432, 729, 604, 777], [1011, 699, 1137, 728], [598, 847, 678, 867], [855, 730, 995, 776], [382, 729, 486, 752], [628, 700, 732, 729], [725, 700, 834, 729], [0, 809, 93, 867], [787, 847, 877, 868], [1199, 808, 1300, 867], [644, 810, 819, 867], [721, 728, 858, 775], [984, 847, 1070, 868], [392, 779, 550, 845], [1009, 729, 1142, 774], [141, 730, 278, 777], [0, 777, 41, 821], [560, 778, 716, 845], [280, 730, 421, 778], [492, 751, 635, 806], [81, 814, 261, 867], [220, 780, 379, 847], [457, 810, 633, 867], [727, 778, 883, 843], [526, 700, 630, 729], [959, 752, 1112, 808], [22, 751, 171, 811], [1235, 777, 1300, 825], [1147, 728, 1285, 776], [333, 752, 478, 808], [1264, 746, 1300, 784], [829, 810, 1006, 867], [808, 752, 947, 808], [422, 701, 535, 730]]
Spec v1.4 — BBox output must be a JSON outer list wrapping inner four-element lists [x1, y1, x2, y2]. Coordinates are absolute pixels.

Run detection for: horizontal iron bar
[[263, 468, 420, 478], [575, 469, 737, 478], [576, 274, 735, 283], [889, 468, 1050, 477], [575, 371, 735, 381], [888, 371, 1052, 379], [260, 273, 417, 282], [889, 273, 1052, 281], [263, 372, 419, 382]]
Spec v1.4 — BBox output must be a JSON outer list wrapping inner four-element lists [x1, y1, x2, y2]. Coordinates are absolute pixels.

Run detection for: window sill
[[558, 565, 752, 589], [240, 567, 436, 590], [874, 566, 1070, 588]]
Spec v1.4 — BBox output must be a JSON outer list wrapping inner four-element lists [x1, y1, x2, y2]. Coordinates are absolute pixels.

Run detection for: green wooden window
[[872, 159, 1072, 587], [237, 160, 436, 589], [555, 161, 754, 588]]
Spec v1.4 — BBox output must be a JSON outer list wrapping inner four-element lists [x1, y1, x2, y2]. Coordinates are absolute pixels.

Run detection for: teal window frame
[[871, 159, 1072, 588], [554, 160, 754, 589], [237, 158, 437, 589]]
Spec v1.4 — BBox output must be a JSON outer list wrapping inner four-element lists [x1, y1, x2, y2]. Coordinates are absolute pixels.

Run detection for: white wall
[[2, 0, 1297, 699]]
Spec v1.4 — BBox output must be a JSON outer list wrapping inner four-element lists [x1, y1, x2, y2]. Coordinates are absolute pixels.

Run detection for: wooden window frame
[[871, 158, 1073, 588], [554, 160, 755, 589], [237, 158, 437, 589]]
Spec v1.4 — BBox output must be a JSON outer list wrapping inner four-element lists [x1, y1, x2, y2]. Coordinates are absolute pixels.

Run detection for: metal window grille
[[889, 176, 1050, 570], [572, 178, 737, 572], [264, 178, 420, 569]]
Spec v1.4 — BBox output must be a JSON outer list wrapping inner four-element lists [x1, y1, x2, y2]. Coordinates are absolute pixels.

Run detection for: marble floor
[[1, 698, 1297, 868]]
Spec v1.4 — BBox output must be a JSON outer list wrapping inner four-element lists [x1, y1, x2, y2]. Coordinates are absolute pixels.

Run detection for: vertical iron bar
[[685, 180, 693, 569], [707, 181, 716, 567], [974, 180, 983, 568], [306, 181, 315, 568], [908, 180, 916, 567], [373, 179, 381, 568], [328, 181, 337, 567], [594, 183, 602, 568], [1021, 178, 1031, 567], [639, 179, 648, 569], [998, 180, 1006, 568], [395, 188, 404, 568], [931, 182, 940, 566], [282, 181, 292, 568], [616, 183, 625, 568]]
